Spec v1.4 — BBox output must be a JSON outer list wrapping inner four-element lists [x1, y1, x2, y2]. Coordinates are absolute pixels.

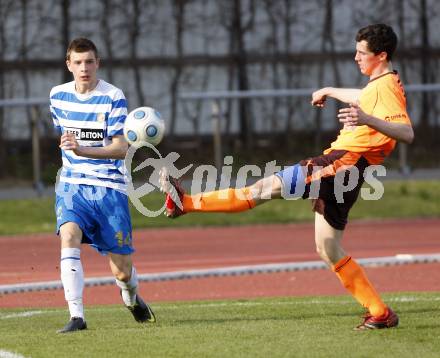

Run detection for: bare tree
[[180, 1, 212, 145], [312, 0, 343, 151], [126, 0, 146, 105], [181, 67, 211, 139], [281, 0, 302, 144], [233, 0, 255, 150], [262, 0, 301, 144], [262, 0, 283, 133], [395, 0, 409, 82], [100, 0, 115, 83], [217, 0, 255, 151], [418, 0, 431, 128], [0, 1, 15, 178], [61, 0, 71, 83], [19, 0, 34, 134], [168, 0, 188, 138]]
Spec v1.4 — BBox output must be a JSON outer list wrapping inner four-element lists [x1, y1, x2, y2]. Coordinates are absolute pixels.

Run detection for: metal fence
[[179, 84, 440, 172], [1, 83, 440, 193]]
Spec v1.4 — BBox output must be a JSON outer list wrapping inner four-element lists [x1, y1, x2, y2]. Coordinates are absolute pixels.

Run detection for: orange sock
[[332, 256, 387, 317], [182, 187, 256, 213]]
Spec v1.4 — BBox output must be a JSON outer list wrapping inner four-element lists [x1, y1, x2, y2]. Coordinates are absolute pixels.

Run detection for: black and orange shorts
[[275, 150, 369, 230]]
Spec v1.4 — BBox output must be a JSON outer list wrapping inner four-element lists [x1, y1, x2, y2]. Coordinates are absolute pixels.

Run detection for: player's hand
[[337, 103, 368, 129], [311, 88, 328, 107], [60, 132, 79, 151]]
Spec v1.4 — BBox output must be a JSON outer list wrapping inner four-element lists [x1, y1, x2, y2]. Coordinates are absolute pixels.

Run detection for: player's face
[[66, 50, 100, 92], [354, 40, 385, 77]]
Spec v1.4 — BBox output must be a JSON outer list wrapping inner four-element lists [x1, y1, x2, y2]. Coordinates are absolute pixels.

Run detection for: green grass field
[[0, 180, 439, 235], [0, 293, 439, 358]]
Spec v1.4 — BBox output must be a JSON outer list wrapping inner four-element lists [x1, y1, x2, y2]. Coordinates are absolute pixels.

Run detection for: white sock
[[60, 248, 84, 319], [115, 266, 138, 307]]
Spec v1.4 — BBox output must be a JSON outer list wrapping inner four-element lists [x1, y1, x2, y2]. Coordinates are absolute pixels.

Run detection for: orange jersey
[[324, 71, 411, 164]]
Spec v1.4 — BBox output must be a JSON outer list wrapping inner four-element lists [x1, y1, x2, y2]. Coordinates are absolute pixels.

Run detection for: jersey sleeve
[[108, 89, 128, 138], [373, 81, 411, 125]]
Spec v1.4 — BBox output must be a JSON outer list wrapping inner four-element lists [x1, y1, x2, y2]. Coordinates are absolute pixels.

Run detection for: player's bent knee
[[315, 245, 331, 264], [315, 242, 341, 266], [270, 175, 283, 198], [112, 267, 132, 282], [318, 249, 344, 266], [109, 253, 132, 281], [109, 258, 132, 281], [59, 223, 82, 247], [60, 232, 81, 248]]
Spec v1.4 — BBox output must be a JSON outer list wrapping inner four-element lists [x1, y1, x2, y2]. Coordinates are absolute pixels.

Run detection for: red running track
[[0, 218, 439, 308]]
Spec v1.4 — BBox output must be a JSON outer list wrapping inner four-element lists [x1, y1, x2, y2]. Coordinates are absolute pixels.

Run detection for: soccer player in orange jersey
[[161, 24, 414, 330]]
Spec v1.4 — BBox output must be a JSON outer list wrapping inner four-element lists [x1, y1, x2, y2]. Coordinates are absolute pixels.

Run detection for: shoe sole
[[57, 322, 87, 333], [127, 294, 157, 323], [165, 177, 185, 218], [354, 316, 399, 330], [144, 304, 156, 323]]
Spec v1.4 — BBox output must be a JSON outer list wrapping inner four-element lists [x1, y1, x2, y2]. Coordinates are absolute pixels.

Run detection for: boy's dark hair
[[66, 38, 98, 61], [356, 24, 397, 61]]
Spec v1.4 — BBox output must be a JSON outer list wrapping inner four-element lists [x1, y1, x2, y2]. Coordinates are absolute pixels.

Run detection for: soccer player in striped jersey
[[161, 24, 414, 330], [50, 38, 156, 333]]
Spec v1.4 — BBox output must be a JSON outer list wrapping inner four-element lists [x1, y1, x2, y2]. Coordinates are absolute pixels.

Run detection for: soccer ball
[[124, 106, 165, 147]]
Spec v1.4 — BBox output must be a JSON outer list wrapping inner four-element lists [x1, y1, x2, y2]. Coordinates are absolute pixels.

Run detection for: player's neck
[[75, 79, 99, 95], [369, 62, 393, 81]]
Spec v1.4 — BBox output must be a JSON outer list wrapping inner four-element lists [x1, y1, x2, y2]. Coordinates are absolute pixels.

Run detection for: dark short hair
[[356, 24, 397, 61], [66, 37, 98, 61]]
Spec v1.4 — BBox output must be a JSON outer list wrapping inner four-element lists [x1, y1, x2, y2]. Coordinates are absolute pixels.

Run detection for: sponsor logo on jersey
[[80, 128, 104, 140], [65, 127, 104, 141], [384, 113, 407, 121], [65, 127, 81, 138]]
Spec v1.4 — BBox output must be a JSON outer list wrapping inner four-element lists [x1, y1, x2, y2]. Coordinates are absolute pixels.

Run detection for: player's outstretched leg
[[159, 167, 284, 218]]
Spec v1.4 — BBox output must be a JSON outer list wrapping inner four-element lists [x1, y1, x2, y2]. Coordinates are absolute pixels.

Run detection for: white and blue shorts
[[55, 182, 134, 255]]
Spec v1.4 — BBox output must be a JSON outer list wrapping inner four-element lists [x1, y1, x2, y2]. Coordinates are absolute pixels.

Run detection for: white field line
[[0, 311, 44, 320], [0, 350, 27, 358], [1, 253, 440, 295], [154, 295, 440, 310], [68, 295, 440, 313], [1, 296, 439, 321]]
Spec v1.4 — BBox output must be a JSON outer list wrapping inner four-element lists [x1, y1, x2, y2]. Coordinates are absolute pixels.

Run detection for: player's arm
[[59, 133, 129, 159], [338, 104, 414, 144], [311, 87, 362, 107]]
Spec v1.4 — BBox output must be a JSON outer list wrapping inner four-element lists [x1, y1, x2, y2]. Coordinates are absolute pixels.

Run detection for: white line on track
[[1, 296, 438, 321], [157, 295, 440, 310], [81, 295, 440, 312], [0, 350, 27, 358], [1, 253, 440, 295], [0, 311, 44, 320]]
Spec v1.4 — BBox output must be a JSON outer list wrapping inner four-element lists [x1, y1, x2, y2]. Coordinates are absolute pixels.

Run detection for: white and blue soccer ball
[[124, 106, 165, 147]]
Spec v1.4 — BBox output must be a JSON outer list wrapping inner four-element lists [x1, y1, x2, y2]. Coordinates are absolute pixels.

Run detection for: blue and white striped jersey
[[50, 80, 128, 193]]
